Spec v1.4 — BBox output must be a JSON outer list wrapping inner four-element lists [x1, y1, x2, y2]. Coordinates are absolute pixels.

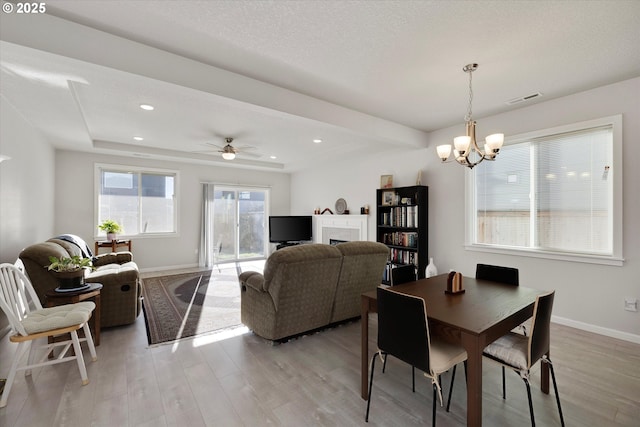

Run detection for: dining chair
[[366, 287, 467, 425], [0, 263, 97, 408], [475, 263, 519, 286], [384, 264, 419, 387], [476, 263, 527, 397], [391, 264, 417, 286], [483, 291, 565, 427]]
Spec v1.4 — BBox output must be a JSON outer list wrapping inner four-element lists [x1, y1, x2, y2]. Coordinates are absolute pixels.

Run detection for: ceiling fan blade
[[203, 142, 225, 150], [235, 145, 257, 151]]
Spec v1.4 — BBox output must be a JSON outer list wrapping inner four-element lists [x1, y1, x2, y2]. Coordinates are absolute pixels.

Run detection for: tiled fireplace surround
[[312, 214, 368, 244]]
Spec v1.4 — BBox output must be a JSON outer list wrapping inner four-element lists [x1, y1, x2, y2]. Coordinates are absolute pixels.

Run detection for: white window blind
[[472, 119, 618, 261]]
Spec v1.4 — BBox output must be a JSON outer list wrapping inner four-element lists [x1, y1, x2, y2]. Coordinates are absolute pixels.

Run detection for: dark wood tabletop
[[361, 274, 549, 427], [391, 274, 544, 338]]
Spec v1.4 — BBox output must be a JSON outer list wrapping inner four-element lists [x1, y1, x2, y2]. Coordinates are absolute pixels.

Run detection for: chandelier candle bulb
[[437, 145, 452, 161], [454, 136, 471, 154]]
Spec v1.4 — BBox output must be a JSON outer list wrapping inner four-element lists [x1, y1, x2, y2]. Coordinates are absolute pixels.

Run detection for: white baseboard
[[552, 315, 640, 344]]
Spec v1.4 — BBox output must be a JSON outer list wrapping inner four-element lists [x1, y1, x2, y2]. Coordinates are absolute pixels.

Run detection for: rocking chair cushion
[[21, 302, 95, 335]]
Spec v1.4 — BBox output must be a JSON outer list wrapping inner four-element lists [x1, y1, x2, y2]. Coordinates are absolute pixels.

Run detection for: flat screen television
[[269, 215, 313, 243]]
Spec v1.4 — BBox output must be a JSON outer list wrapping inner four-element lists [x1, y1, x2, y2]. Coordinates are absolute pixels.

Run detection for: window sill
[[465, 244, 624, 266], [94, 232, 178, 240]]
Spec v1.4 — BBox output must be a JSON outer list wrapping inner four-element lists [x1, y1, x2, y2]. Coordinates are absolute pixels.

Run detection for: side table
[[94, 239, 132, 254], [45, 283, 102, 346]]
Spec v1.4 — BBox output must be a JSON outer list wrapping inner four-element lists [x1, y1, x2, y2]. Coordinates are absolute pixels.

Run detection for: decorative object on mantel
[[425, 257, 438, 278], [335, 198, 347, 214], [445, 271, 465, 294], [436, 63, 504, 169], [320, 208, 334, 215], [380, 174, 393, 188], [98, 219, 123, 242], [360, 205, 370, 215]]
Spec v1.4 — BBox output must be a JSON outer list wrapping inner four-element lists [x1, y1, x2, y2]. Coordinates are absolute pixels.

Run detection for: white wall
[[291, 77, 640, 342], [55, 151, 290, 271], [0, 97, 56, 262], [0, 97, 56, 333]]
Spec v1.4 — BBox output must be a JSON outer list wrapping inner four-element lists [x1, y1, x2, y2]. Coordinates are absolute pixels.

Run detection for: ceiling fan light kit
[[437, 63, 504, 169], [221, 137, 237, 160]]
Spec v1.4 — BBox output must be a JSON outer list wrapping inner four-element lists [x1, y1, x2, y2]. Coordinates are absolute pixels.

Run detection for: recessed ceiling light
[[313, 139, 322, 144], [133, 136, 144, 141], [139, 104, 154, 111], [270, 155, 277, 159]]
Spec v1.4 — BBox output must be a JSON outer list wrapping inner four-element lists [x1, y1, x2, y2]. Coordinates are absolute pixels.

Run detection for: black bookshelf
[[376, 185, 428, 285]]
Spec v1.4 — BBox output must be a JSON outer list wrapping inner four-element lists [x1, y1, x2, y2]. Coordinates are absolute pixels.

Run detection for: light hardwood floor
[[1, 271, 639, 426]]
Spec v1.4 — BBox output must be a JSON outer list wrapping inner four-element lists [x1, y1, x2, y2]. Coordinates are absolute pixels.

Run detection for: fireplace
[[312, 215, 368, 244]]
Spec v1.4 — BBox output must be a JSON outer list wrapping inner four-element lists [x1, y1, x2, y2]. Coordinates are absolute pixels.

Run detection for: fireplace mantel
[[312, 214, 368, 244]]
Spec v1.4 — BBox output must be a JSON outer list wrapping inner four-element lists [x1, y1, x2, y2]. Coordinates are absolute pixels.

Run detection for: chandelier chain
[[465, 69, 473, 122]]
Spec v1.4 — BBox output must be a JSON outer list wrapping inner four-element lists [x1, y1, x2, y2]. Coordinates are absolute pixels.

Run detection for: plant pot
[[52, 269, 85, 290], [107, 232, 116, 242]]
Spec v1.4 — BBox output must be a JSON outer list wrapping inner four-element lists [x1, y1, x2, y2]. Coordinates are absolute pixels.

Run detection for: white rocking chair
[[0, 263, 97, 408]]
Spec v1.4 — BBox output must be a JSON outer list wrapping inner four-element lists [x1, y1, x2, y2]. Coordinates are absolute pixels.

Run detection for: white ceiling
[[1, 0, 639, 171]]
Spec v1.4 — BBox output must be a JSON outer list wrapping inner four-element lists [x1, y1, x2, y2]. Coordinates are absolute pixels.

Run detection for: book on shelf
[[388, 248, 418, 266], [381, 231, 418, 248], [380, 205, 419, 228]]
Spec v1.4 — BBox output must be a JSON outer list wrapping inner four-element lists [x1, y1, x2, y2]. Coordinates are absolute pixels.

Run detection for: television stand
[[275, 241, 302, 250]]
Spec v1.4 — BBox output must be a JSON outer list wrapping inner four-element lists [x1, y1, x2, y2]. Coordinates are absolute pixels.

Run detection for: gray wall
[[291, 77, 640, 342]]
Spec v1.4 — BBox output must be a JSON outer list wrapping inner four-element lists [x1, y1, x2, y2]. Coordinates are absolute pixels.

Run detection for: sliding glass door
[[213, 186, 268, 262]]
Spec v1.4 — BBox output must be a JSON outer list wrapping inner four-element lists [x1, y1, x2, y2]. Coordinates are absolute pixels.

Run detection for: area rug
[[141, 268, 242, 345]]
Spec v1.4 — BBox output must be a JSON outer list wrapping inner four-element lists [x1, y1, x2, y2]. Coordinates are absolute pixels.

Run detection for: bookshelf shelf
[[376, 185, 428, 285]]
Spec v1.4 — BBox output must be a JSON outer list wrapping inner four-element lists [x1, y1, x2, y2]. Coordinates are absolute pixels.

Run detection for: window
[[96, 165, 178, 237], [467, 115, 623, 265]]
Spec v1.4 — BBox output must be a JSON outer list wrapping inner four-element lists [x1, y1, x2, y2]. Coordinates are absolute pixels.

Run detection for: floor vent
[[506, 92, 543, 105]]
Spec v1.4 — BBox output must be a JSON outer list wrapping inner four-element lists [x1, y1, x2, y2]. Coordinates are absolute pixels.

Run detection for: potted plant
[[47, 255, 93, 289], [98, 219, 123, 242]]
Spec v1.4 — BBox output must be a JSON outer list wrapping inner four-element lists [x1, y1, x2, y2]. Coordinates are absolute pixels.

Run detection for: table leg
[[461, 331, 483, 427], [361, 295, 370, 400]]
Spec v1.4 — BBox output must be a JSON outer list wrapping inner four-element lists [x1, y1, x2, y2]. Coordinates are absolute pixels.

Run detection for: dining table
[[361, 273, 550, 427]]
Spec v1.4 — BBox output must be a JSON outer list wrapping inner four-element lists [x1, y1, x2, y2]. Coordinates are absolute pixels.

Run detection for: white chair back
[[0, 263, 44, 336]]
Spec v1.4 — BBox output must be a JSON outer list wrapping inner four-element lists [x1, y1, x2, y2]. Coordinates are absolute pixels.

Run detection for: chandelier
[[437, 63, 504, 169]]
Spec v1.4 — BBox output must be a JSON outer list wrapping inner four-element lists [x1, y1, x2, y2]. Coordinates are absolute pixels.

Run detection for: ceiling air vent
[[506, 92, 543, 105]]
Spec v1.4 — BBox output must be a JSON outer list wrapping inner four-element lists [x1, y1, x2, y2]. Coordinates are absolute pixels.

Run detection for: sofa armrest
[[93, 252, 133, 266], [239, 271, 266, 292]]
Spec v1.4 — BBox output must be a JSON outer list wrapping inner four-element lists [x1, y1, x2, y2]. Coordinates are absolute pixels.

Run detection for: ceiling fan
[[198, 137, 259, 160]]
